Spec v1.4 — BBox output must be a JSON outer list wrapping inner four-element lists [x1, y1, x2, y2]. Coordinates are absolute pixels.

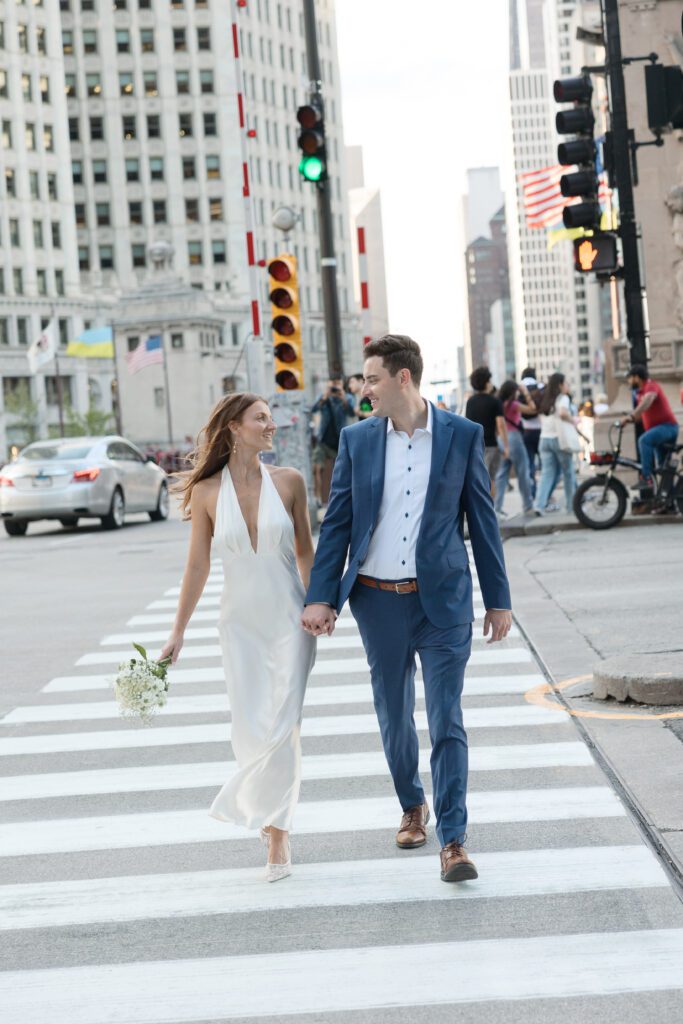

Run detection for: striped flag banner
[[126, 335, 163, 375], [520, 164, 612, 231]]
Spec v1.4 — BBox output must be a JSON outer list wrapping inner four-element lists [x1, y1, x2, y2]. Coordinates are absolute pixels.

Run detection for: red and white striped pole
[[230, 0, 262, 343], [357, 226, 372, 346]]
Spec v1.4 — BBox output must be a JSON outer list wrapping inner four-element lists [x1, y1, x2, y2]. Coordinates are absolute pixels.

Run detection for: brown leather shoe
[[396, 802, 430, 848], [440, 841, 478, 882]]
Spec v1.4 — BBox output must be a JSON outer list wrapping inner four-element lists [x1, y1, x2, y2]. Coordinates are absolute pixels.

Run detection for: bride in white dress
[[162, 393, 318, 881]]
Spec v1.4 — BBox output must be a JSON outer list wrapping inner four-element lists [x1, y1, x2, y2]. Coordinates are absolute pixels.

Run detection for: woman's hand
[[160, 632, 184, 665]]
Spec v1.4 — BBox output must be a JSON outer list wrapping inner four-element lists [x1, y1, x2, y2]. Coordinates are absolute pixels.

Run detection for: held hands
[[301, 603, 337, 637], [160, 632, 184, 665], [483, 609, 512, 644]]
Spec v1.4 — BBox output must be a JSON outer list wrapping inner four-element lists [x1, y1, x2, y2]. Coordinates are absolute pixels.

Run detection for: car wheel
[[149, 482, 170, 522], [3, 520, 29, 537], [59, 516, 79, 528], [101, 488, 125, 530]]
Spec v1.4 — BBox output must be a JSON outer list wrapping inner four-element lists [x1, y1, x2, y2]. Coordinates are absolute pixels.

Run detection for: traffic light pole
[[602, 0, 649, 366], [302, 0, 345, 379]]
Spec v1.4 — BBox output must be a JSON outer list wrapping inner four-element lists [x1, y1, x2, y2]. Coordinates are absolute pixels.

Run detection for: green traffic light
[[299, 154, 324, 182]]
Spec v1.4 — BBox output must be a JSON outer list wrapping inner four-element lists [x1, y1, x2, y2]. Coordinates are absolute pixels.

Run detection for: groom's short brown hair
[[363, 334, 423, 387]]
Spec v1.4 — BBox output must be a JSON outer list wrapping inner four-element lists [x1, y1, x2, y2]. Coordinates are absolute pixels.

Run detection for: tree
[[64, 404, 115, 437], [3, 380, 40, 444]]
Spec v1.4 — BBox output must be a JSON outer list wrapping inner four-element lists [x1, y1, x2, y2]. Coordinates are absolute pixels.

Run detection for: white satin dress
[[208, 462, 316, 832]]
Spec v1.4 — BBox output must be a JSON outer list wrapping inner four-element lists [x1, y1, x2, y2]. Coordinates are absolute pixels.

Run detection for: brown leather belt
[[357, 574, 418, 594]]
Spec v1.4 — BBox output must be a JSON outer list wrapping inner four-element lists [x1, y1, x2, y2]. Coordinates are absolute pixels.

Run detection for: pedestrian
[[533, 372, 583, 515], [620, 364, 680, 506], [311, 377, 355, 505], [161, 393, 317, 882], [494, 380, 535, 516], [519, 367, 543, 499], [465, 366, 508, 497], [302, 334, 512, 884], [346, 373, 368, 420]]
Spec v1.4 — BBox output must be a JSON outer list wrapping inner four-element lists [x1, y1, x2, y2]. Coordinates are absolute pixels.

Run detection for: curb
[[500, 511, 679, 538]]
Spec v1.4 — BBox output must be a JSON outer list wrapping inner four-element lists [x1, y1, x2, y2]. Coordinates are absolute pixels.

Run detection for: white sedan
[[0, 436, 170, 537]]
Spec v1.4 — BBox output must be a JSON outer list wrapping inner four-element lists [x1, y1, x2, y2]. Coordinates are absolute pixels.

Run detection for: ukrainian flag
[[66, 326, 114, 359]]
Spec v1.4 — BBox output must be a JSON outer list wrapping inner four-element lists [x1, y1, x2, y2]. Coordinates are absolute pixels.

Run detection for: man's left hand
[[483, 609, 512, 644]]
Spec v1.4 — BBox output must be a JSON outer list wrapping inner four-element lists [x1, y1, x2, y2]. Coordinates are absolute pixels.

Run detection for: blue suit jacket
[[305, 403, 511, 628]]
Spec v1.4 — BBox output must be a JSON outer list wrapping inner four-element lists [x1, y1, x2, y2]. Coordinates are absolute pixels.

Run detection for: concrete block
[[593, 653, 683, 705]]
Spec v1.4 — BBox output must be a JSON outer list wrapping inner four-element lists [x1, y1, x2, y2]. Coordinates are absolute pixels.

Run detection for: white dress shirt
[[360, 402, 433, 580]]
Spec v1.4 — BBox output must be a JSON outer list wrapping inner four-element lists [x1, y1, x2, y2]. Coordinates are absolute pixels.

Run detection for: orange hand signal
[[578, 240, 598, 271]]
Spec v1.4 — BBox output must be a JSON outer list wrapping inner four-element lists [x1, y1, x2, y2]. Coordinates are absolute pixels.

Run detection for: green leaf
[[132, 643, 148, 660]]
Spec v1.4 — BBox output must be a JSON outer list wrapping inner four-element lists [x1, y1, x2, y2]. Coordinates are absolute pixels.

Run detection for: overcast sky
[[335, 0, 511, 385]]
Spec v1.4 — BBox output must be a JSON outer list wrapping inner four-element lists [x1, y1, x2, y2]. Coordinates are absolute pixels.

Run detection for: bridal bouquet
[[112, 643, 172, 725]]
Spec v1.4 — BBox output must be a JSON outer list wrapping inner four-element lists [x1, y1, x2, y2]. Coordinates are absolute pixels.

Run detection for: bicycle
[[573, 420, 683, 529]]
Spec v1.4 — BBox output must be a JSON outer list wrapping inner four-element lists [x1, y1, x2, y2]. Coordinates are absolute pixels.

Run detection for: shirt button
[[408, 467, 412, 471], [406, 490, 410, 495], [408, 444, 412, 450], [403, 537, 407, 541], [405, 513, 409, 518], [402, 560, 406, 565]]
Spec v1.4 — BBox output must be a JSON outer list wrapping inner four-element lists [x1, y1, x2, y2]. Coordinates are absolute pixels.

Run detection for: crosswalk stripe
[[7, 675, 548, 723], [40, 669, 544, 696], [166, 579, 485, 600], [0, 845, 664, 932], [0, 742, 593, 801], [148, 594, 490, 615], [76, 644, 534, 667], [102, 623, 521, 645], [0, 705, 564, 757], [4, 929, 681, 1021], [0, 788, 624, 857]]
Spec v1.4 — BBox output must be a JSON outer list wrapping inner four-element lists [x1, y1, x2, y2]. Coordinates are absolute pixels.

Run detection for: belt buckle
[[395, 582, 402, 594]]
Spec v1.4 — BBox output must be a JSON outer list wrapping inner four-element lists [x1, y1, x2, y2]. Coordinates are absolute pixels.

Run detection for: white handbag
[[557, 415, 581, 453]]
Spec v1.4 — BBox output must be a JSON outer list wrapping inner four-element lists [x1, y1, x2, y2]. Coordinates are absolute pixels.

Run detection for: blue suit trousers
[[349, 581, 472, 847]]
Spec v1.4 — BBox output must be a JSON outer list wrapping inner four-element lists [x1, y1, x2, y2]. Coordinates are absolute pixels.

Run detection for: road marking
[[525, 675, 683, 722], [0, 704, 564, 756], [76, 644, 534, 667], [7, 928, 681, 1022], [0, 788, 624, 857], [0, 845, 663, 931], [0, 742, 593, 801]]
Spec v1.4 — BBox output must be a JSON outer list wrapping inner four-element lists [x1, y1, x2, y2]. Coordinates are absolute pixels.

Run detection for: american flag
[[126, 335, 164, 375], [520, 164, 610, 230]]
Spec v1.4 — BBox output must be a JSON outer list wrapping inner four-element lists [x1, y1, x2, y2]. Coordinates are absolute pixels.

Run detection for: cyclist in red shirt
[[621, 365, 680, 491]]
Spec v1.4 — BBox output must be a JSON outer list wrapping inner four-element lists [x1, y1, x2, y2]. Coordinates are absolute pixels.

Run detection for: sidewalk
[[504, 519, 683, 886]]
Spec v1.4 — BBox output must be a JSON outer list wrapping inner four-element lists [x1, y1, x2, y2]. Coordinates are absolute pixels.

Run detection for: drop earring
[[232, 439, 238, 455]]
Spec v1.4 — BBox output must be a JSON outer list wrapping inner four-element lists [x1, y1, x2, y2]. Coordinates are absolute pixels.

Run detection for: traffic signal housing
[[268, 255, 304, 391], [297, 101, 326, 183], [574, 234, 619, 274], [554, 74, 600, 229], [645, 64, 683, 134]]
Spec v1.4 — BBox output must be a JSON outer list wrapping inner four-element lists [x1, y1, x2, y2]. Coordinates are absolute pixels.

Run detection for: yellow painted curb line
[[524, 674, 683, 721]]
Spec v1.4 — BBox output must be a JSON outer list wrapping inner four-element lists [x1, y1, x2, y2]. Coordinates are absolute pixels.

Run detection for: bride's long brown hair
[[174, 392, 266, 519]]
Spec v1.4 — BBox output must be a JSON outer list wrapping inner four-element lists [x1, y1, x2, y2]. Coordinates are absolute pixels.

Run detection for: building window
[[179, 112, 193, 137], [37, 270, 48, 296], [83, 30, 98, 54], [96, 202, 110, 226], [206, 155, 220, 179], [212, 240, 226, 264], [90, 116, 104, 140], [128, 201, 143, 225], [182, 156, 196, 180], [86, 74, 102, 97], [37, 27, 46, 54], [123, 115, 136, 140], [144, 72, 158, 96], [55, 270, 64, 296], [120, 73, 134, 96], [173, 28, 186, 51], [72, 160, 83, 185], [199, 69, 214, 93], [153, 200, 166, 223], [2, 120, 12, 148], [140, 28, 154, 52], [203, 112, 217, 136], [21, 73, 32, 101], [62, 29, 74, 54], [154, 387, 165, 408], [69, 117, 79, 141], [99, 246, 114, 270], [39, 75, 49, 103], [139, 0, 151, 7], [171, 333, 184, 349], [79, 246, 90, 270], [185, 198, 199, 221], [34, 220, 44, 247], [43, 125, 54, 151], [75, 203, 86, 226], [25, 123, 36, 150], [209, 198, 223, 221], [93, 160, 107, 183], [65, 74, 77, 97], [197, 27, 211, 49], [0, 69, 8, 98], [5, 169, 17, 197], [9, 219, 20, 246], [188, 241, 202, 265], [47, 174, 57, 200], [46, 376, 73, 405], [13, 269, 23, 294], [176, 70, 190, 94], [82, 0, 95, 9], [116, 30, 130, 53], [0, 320, 10, 345], [17, 319, 28, 346], [125, 158, 140, 182], [51, 222, 61, 248], [132, 244, 146, 268], [127, 336, 139, 352], [150, 157, 164, 181], [147, 114, 161, 138]]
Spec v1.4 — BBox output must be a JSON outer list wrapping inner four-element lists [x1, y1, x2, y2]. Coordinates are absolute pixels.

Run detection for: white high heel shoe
[[260, 827, 292, 882]]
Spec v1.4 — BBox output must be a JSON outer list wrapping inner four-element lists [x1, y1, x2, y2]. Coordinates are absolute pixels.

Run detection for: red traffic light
[[268, 258, 293, 282], [272, 314, 296, 336]]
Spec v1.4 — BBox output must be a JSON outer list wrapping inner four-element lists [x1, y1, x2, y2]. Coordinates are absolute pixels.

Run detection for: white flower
[[111, 644, 172, 726]]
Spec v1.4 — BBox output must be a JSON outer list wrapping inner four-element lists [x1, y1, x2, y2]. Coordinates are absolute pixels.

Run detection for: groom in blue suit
[[302, 335, 512, 882]]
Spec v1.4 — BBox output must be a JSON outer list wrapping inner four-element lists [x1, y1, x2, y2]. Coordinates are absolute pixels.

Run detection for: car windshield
[[19, 444, 94, 462]]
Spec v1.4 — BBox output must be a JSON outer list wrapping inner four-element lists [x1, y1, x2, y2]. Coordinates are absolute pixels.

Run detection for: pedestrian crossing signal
[[268, 255, 304, 391], [574, 234, 618, 274]]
